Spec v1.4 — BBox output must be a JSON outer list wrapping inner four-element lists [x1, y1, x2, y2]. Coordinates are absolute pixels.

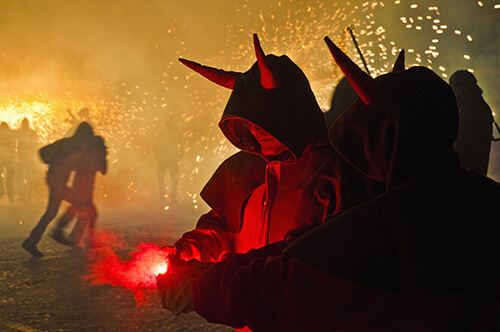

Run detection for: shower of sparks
[[1, 1, 491, 208]]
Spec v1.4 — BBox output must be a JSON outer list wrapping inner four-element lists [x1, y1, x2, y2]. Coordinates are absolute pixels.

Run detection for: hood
[[219, 54, 326, 163], [72, 121, 94, 139], [329, 66, 459, 188], [179, 34, 326, 164]]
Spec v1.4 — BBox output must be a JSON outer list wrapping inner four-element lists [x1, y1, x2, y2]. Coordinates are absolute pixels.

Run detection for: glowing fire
[[155, 262, 169, 276], [84, 230, 174, 304]]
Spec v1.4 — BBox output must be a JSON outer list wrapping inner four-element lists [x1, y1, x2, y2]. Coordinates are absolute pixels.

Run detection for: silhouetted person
[[16, 118, 39, 202], [22, 122, 96, 257], [51, 124, 107, 247], [0, 122, 17, 203], [323, 76, 358, 128], [154, 121, 183, 201], [450, 70, 494, 175]]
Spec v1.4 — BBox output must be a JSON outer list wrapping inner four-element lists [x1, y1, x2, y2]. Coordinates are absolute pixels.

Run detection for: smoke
[[0, 0, 498, 214], [83, 228, 173, 304]]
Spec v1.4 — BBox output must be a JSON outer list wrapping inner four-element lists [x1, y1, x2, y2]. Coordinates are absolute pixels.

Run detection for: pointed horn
[[324, 36, 384, 105], [179, 58, 241, 89], [253, 34, 279, 90], [392, 49, 405, 72]]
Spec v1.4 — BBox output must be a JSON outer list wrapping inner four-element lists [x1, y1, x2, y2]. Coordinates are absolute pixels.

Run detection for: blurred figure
[[22, 122, 97, 257], [450, 70, 494, 176], [154, 120, 183, 201], [51, 123, 107, 247], [0, 121, 17, 203], [16, 118, 39, 202], [323, 76, 358, 128]]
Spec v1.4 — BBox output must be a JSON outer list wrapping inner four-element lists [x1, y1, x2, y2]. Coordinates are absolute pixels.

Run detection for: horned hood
[[329, 66, 459, 188], [219, 54, 326, 163], [179, 34, 326, 164], [323, 37, 458, 187]]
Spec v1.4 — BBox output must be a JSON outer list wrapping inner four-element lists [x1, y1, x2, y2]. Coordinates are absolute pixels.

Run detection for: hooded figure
[[158, 38, 500, 332], [450, 70, 494, 176], [170, 35, 377, 264], [0, 121, 17, 203], [51, 122, 107, 248], [16, 118, 39, 202], [22, 122, 106, 257]]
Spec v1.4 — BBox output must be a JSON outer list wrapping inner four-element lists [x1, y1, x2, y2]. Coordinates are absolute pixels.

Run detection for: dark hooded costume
[[172, 35, 376, 264], [185, 38, 500, 331], [52, 122, 107, 247], [22, 122, 107, 256]]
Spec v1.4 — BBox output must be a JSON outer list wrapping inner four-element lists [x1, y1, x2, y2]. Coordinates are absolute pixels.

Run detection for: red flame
[[83, 229, 173, 304]]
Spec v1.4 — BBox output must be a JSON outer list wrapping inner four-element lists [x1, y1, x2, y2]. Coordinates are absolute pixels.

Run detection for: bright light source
[[155, 263, 168, 276]]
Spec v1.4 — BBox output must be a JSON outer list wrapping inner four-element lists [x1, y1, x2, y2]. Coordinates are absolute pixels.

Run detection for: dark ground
[[0, 196, 233, 332]]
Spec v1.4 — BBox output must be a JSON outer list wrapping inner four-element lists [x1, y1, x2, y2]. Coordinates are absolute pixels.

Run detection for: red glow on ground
[[83, 229, 173, 304]]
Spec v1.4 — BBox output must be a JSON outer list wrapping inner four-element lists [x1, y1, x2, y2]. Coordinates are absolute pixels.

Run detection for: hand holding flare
[[157, 255, 214, 315]]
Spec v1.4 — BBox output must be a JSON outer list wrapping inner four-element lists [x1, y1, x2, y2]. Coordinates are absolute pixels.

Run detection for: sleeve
[[193, 250, 390, 332], [174, 210, 235, 262], [39, 139, 68, 164]]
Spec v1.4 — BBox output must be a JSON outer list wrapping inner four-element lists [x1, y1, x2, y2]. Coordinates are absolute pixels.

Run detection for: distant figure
[[66, 107, 96, 137], [450, 70, 494, 175], [22, 122, 99, 257], [16, 118, 39, 202], [0, 122, 17, 203], [51, 123, 107, 248], [323, 76, 358, 128], [154, 121, 183, 201]]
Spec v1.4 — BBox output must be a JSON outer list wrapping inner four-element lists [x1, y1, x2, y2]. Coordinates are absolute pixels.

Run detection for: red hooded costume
[[173, 35, 377, 263], [186, 38, 500, 331]]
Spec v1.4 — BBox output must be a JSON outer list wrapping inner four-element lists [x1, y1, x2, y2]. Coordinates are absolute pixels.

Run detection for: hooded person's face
[[249, 123, 287, 157]]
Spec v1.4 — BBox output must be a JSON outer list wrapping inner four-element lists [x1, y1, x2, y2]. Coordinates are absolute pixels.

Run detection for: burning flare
[[84, 229, 173, 304]]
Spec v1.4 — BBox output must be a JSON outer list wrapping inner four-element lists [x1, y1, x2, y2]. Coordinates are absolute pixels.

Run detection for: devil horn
[[253, 34, 279, 90], [392, 49, 405, 72], [178, 58, 241, 89], [324, 36, 384, 105]]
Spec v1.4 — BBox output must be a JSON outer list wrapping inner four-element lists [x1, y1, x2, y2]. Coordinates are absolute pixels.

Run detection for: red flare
[[324, 36, 384, 105], [253, 33, 279, 90], [392, 49, 406, 72], [178, 58, 241, 89], [83, 229, 173, 304]]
